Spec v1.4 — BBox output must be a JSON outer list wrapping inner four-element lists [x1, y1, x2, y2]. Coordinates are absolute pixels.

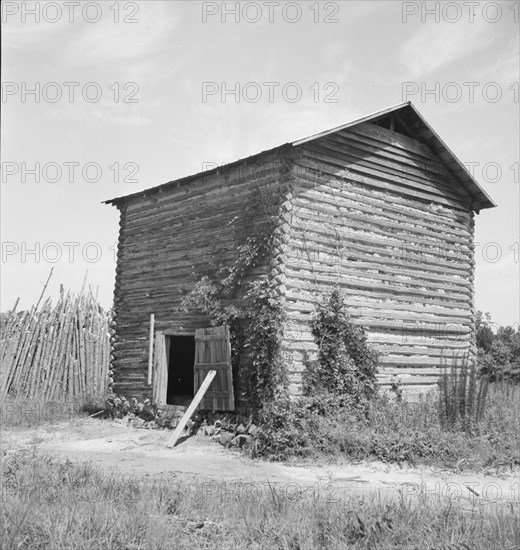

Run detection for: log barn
[[105, 102, 495, 409]]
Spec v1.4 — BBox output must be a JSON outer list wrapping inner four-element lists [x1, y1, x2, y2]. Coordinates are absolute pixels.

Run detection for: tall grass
[[1, 394, 107, 428], [438, 353, 490, 433], [2, 450, 519, 549]]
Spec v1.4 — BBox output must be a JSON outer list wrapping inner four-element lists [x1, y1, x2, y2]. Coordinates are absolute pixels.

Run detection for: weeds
[[253, 384, 520, 470], [438, 353, 489, 433]]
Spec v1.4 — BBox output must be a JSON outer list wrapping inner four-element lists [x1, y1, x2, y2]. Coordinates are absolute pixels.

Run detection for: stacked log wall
[[280, 122, 476, 395], [111, 154, 286, 397]]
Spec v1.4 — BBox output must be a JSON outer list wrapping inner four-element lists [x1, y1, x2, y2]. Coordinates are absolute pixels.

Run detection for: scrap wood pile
[[0, 284, 111, 401]]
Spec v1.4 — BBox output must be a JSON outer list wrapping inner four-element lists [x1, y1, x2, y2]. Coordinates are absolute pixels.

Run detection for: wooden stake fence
[[0, 288, 111, 401]]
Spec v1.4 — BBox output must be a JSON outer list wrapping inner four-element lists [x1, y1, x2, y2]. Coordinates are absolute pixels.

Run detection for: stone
[[132, 417, 145, 428], [248, 424, 260, 436], [205, 425, 215, 436], [236, 423, 248, 435], [156, 416, 168, 428], [231, 434, 253, 448], [218, 431, 234, 447]]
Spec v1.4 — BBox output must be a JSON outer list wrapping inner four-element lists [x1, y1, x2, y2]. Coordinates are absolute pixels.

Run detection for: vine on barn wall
[[181, 231, 288, 413]]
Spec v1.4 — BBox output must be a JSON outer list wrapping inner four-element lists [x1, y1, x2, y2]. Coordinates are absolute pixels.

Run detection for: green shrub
[[302, 289, 379, 405], [252, 397, 310, 460]]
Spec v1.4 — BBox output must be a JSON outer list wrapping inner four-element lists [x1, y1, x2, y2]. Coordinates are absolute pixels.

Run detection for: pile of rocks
[[193, 413, 260, 449], [107, 396, 156, 422], [110, 404, 262, 449], [112, 413, 159, 429]]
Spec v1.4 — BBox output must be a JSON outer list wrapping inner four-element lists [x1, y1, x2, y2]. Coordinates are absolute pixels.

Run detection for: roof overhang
[[105, 101, 496, 211]]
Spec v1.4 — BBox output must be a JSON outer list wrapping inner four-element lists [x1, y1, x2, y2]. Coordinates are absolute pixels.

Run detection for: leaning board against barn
[[105, 102, 495, 406]]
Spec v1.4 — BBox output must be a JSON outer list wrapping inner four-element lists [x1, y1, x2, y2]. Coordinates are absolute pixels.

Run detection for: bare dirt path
[[3, 419, 519, 507]]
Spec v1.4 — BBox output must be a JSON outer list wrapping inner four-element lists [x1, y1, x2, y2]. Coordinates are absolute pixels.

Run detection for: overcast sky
[[2, 0, 519, 327]]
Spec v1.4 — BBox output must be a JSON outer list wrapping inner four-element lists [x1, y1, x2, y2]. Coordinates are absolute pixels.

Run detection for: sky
[[1, 0, 519, 328]]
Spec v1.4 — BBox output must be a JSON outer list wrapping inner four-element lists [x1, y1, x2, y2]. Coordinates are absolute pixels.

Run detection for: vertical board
[[152, 331, 168, 405], [194, 326, 234, 411], [147, 314, 155, 385]]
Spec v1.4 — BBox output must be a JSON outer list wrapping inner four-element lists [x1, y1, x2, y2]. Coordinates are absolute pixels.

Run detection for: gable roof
[[105, 101, 496, 211]]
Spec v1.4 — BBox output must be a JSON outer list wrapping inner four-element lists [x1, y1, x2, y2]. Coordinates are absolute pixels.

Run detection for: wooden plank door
[[194, 326, 234, 411], [152, 331, 168, 405]]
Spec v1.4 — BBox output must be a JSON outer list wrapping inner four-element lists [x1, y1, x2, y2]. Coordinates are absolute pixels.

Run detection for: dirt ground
[[2, 418, 519, 508]]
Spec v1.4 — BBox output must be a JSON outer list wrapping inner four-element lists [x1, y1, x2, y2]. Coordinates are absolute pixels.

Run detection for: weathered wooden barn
[[105, 102, 495, 409]]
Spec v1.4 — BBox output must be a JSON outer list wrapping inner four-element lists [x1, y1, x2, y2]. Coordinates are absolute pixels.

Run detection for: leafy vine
[[180, 233, 288, 413]]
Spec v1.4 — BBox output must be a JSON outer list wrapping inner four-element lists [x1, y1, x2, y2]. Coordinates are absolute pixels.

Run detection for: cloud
[[46, 99, 151, 128], [400, 19, 490, 76], [2, 14, 66, 50], [62, 3, 180, 81], [3, 2, 182, 84], [475, 37, 520, 83]]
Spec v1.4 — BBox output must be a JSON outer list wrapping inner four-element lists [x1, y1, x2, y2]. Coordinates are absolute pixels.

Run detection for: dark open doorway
[[166, 335, 195, 406]]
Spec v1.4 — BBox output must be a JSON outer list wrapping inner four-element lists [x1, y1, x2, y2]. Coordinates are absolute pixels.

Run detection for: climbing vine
[[181, 233, 288, 413], [242, 279, 288, 411]]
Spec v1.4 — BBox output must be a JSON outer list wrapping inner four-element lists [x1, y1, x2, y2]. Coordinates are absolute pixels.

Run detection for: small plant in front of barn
[[302, 288, 379, 409]]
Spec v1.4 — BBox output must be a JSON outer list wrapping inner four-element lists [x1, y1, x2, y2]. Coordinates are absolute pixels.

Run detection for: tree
[[475, 311, 494, 352], [475, 311, 520, 383]]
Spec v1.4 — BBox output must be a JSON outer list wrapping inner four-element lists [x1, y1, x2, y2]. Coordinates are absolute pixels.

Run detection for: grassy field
[[2, 382, 519, 548], [2, 449, 519, 550]]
